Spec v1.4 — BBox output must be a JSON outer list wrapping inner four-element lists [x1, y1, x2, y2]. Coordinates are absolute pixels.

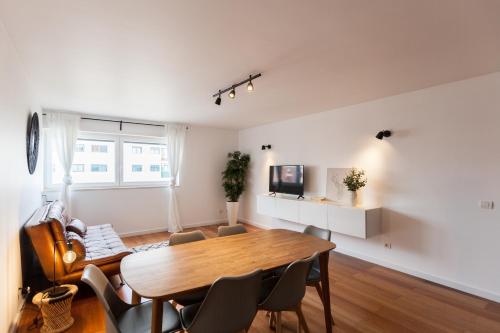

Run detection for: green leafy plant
[[343, 168, 367, 192], [222, 151, 250, 202]]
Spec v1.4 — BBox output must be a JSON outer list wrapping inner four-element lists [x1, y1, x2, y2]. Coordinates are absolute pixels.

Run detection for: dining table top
[[120, 228, 336, 300]]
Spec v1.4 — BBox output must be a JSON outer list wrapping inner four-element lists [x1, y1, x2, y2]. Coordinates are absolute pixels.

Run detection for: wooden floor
[[18, 224, 500, 333]]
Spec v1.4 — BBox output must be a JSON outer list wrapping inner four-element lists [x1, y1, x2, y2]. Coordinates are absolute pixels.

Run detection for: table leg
[[131, 290, 141, 305], [319, 251, 333, 333], [151, 299, 163, 333]]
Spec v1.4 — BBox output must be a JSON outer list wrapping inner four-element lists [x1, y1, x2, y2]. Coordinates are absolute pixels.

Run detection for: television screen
[[269, 165, 304, 196]]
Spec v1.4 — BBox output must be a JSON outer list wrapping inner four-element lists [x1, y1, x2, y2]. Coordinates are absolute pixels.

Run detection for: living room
[[1, 1, 500, 333]]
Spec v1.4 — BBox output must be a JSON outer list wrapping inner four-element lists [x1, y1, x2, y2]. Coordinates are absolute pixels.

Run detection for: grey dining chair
[[303, 225, 334, 325], [180, 269, 263, 333], [217, 224, 247, 237], [81, 264, 181, 333], [168, 230, 209, 306], [259, 252, 318, 333], [168, 230, 207, 246]]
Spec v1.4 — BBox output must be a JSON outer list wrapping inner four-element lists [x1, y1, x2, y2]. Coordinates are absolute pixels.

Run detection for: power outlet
[[384, 243, 392, 249], [479, 201, 494, 210]]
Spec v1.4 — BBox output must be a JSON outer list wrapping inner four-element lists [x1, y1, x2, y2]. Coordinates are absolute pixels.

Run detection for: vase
[[349, 191, 358, 207], [226, 201, 239, 226]]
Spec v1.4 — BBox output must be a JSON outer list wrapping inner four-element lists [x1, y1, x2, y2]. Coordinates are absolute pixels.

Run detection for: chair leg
[[314, 282, 335, 325], [269, 311, 276, 330], [276, 312, 282, 333], [296, 303, 310, 333]]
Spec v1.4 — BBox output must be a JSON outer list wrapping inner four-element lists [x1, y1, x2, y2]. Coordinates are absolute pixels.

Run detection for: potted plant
[[343, 168, 367, 207], [222, 151, 250, 225]]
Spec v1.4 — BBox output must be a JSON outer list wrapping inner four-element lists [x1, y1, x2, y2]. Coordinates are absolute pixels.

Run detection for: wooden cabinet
[[256, 194, 381, 239]]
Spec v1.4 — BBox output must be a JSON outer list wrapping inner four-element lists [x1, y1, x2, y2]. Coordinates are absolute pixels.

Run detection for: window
[[131, 165, 143, 172], [122, 141, 169, 183], [72, 164, 84, 172], [91, 144, 108, 153], [91, 164, 108, 172], [45, 133, 173, 189], [46, 136, 117, 188]]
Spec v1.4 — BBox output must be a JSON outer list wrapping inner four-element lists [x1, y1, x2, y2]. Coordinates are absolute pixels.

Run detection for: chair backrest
[[186, 269, 262, 333], [169, 230, 206, 246], [304, 226, 331, 273], [217, 224, 247, 237], [81, 264, 130, 332], [260, 252, 318, 311]]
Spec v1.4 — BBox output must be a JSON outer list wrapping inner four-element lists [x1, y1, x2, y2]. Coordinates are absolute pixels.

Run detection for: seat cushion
[[118, 301, 181, 333], [259, 276, 279, 304], [306, 267, 321, 283], [70, 224, 131, 271], [179, 302, 202, 329]]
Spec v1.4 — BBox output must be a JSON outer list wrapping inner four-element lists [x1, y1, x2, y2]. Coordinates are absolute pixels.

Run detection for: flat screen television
[[269, 165, 304, 197]]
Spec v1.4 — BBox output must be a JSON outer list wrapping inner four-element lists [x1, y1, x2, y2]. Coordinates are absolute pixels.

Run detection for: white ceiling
[[1, 0, 500, 129]]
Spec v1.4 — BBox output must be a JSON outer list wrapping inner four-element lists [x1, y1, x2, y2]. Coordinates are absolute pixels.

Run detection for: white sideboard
[[256, 194, 381, 239]]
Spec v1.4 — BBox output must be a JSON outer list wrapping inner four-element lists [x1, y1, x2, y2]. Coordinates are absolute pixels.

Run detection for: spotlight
[[215, 90, 221, 105], [247, 76, 254, 91], [261, 144, 271, 150], [228, 87, 236, 99], [376, 130, 392, 140]]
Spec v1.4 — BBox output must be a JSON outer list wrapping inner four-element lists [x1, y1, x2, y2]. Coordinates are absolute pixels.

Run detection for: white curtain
[[46, 112, 80, 213], [165, 124, 187, 232]]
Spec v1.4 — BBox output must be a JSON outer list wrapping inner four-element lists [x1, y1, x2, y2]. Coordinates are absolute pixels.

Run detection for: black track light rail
[[212, 73, 262, 98]]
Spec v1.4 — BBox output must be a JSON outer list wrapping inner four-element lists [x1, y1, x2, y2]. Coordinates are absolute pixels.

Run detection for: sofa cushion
[[66, 219, 87, 237], [70, 224, 131, 271]]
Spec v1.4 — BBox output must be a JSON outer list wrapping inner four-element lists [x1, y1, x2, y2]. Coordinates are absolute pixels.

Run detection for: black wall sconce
[[261, 144, 271, 150], [376, 130, 392, 140]]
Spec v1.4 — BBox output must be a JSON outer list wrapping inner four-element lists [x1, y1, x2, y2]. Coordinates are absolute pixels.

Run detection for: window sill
[[43, 184, 179, 193]]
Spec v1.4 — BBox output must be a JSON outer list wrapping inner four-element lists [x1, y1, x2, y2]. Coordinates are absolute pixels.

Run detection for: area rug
[[131, 241, 169, 253]]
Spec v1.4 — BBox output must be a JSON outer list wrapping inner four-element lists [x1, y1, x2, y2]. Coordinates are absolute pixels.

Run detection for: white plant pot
[[349, 191, 358, 207], [226, 201, 239, 226]]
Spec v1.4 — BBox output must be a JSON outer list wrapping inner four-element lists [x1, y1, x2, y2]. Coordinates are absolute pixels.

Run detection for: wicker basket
[[32, 284, 78, 333]]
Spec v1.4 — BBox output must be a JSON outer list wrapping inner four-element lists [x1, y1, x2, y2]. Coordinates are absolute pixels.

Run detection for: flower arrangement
[[343, 168, 367, 192]]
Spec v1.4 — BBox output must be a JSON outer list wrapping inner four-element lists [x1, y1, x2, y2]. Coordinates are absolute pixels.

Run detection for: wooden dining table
[[120, 228, 336, 333]]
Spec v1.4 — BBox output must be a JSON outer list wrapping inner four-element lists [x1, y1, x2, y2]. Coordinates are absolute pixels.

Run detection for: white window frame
[[44, 131, 175, 191], [119, 135, 170, 188]]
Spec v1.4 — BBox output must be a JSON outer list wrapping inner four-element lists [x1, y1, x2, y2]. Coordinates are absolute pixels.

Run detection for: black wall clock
[[26, 112, 40, 175]]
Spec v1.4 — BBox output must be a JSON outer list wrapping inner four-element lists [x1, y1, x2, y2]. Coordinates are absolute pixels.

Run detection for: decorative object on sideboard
[[213, 73, 262, 105], [222, 151, 250, 225], [261, 144, 271, 150], [26, 112, 40, 174], [375, 130, 392, 140], [342, 168, 367, 207]]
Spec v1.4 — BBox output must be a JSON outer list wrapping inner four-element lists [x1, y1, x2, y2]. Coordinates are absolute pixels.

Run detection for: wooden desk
[[121, 229, 336, 333]]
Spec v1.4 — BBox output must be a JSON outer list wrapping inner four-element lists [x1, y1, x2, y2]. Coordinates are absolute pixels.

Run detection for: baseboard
[[239, 218, 271, 230], [118, 219, 227, 237], [335, 247, 500, 303]]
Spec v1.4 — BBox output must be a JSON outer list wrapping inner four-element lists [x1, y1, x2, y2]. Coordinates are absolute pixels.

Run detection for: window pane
[[123, 141, 169, 182], [51, 138, 116, 185]]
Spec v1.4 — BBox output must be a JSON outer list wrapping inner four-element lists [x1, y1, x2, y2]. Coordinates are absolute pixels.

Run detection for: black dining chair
[[180, 269, 263, 333], [81, 264, 182, 333], [259, 252, 318, 333], [303, 225, 334, 325], [168, 230, 209, 307], [217, 224, 247, 237]]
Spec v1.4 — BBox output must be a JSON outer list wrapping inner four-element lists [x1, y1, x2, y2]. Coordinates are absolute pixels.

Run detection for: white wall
[[239, 72, 500, 302], [0, 21, 43, 333], [66, 125, 238, 235]]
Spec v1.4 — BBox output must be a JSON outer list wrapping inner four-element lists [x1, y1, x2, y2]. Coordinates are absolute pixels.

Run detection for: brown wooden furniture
[[121, 228, 336, 333], [25, 201, 131, 284]]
